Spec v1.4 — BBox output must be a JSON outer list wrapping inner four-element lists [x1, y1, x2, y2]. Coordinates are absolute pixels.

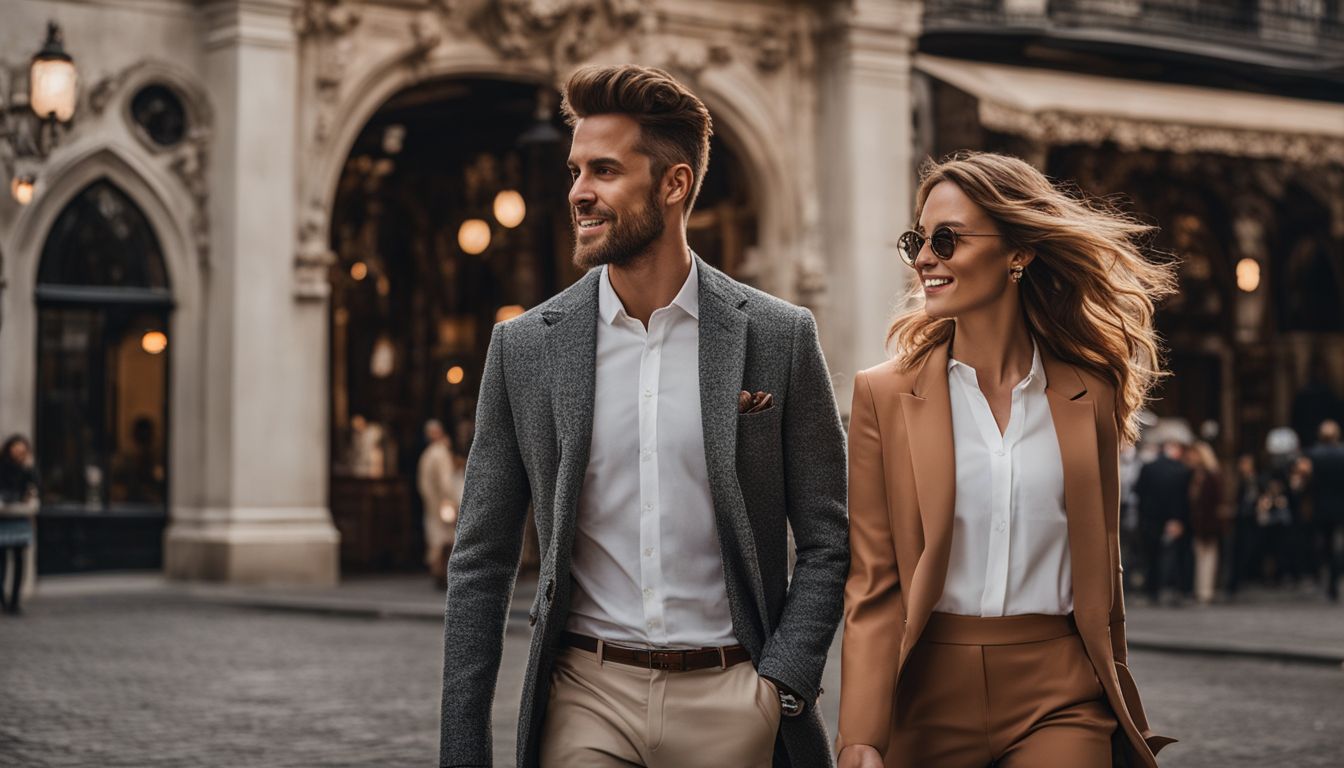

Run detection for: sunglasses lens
[[931, 229, 956, 259], [897, 232, 922, 266]]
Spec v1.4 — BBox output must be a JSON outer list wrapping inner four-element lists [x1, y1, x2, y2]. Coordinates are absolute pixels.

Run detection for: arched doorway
[[326, 77, 760, 573], [34, 179, 173, 573]]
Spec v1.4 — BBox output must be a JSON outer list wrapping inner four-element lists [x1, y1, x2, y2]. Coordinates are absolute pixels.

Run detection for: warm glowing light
[[1236, 258, 1261, 293], [446, 365, 465, 385], [458, 219, 491, 255], [350, 261, 368, 280], [11, 175, 35, 205], [30, 23, 78, 122], [493, 190, 526, 228], [141, 331, 168, 355], [495, 305, 525, 323]]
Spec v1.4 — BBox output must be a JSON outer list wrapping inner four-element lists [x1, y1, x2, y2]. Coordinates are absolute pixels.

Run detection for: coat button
[[545, 579, 555, 603], [528, 613, 537, 627]]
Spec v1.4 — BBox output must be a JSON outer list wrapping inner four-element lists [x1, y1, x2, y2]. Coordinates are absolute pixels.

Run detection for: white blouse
[[934, 343, 1074, 617]]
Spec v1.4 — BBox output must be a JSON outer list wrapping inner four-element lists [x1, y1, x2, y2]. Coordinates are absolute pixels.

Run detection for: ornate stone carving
[[170, 130, 212, 266], [295, 0, 363, 146], [745, 17, 793, 73], [80, 60, 214, 265], [475, 0, 651, 74], [295, 202, 336, 300], [979, 101, 1344, 166]]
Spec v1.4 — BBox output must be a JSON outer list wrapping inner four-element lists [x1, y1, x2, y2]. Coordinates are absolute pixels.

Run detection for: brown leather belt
[[560, 631, 752, 672]]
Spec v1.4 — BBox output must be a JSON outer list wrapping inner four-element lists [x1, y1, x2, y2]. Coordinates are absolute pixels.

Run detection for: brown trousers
[[540, 646, 780, 767], [888, 613, 1117, 768]]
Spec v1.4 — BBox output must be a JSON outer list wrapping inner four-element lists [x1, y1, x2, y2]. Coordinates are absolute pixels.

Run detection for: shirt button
[[994, 448, 1005, 456], [643, 588, 653, 600], [640, 449, 652, 462], [995, 520, 1007, 532], [643, 388, 653, 398], [644, 547, 655, 557], [647, 620, 658, 630], [643, 503, 653, 513]]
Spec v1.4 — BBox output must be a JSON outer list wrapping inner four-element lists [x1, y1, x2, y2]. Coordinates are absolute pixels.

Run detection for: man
[[1307, 420, 1344, 600], [438, 65, 847, 768], [417, 419, 461, 586], [1134, 439, 1192, 605]]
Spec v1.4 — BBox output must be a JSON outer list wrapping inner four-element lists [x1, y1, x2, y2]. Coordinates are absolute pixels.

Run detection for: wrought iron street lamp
[[30, 23, 78, 123], [2, 21, 80, 204]]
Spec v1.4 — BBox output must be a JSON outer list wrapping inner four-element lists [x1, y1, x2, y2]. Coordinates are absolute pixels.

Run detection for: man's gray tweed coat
[[440, 257, 848, 768]]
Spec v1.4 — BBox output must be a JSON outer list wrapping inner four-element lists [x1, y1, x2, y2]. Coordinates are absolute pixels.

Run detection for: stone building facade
[[2, 0, 1340, 584]]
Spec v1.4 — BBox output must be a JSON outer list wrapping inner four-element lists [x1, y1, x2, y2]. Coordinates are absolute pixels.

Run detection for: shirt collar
[[947, 339, 1047, 391], [598, 258, 700, 325]]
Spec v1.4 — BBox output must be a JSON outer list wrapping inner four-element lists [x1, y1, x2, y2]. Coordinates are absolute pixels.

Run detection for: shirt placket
[[637, 311, 667, 644], [963, 368, 1010, 616]]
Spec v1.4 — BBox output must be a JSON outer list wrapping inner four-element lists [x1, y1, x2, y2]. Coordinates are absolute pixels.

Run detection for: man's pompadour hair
[[560, 64, 713, 216]]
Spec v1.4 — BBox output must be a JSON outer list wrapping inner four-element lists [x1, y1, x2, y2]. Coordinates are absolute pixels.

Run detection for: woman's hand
[[838, 744, 883, 768]]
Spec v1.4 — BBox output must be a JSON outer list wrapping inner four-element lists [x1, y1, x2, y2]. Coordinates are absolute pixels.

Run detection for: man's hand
[[838, 744, 883, 768]]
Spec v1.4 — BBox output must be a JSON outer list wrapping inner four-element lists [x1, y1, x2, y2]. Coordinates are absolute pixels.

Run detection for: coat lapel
[[898, 341, 956, 657], [543, 269, 599, 559], [1041, 353, 1111, 631], [695, 258, 769, 621]]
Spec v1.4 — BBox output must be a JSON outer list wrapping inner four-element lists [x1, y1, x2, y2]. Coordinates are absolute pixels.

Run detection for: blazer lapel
[[543, 270, 599, 558], [695, 258, 769, 618], [898, 341, 956, 656], [1041, 353, 1111, 631]]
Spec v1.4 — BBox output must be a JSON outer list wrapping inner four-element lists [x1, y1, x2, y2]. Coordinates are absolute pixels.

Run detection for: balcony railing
[[923, 0, 1344, 57]]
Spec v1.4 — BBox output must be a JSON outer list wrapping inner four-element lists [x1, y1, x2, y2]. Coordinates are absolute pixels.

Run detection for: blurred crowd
[[1124, 418, 1344, 606]]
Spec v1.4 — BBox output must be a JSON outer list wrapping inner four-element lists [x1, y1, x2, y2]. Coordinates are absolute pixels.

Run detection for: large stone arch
[[304, 42, 808, 302], [0, 141, 207, 516]]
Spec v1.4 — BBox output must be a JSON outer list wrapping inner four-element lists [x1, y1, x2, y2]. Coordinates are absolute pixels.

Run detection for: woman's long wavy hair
[[887, 151, 1178, 444]]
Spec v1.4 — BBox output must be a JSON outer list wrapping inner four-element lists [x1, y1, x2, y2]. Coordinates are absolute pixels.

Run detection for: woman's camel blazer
[[836, 341, 1175, 767]]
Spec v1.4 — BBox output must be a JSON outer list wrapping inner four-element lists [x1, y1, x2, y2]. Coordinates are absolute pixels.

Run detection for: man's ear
[[664, 163, 693, 209]]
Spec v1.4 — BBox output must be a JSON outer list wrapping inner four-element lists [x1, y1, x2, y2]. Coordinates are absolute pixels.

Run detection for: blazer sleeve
[[757, 309, 849, 705], [439, 323, 532, 767], [835, 369, 905, 756]]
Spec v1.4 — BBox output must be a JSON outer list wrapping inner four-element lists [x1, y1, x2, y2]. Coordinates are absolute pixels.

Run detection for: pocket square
[[738, 390, 774, 414]]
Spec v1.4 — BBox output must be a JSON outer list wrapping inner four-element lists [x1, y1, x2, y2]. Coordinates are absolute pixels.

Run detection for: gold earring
[[1010, 265, 1025, 283]]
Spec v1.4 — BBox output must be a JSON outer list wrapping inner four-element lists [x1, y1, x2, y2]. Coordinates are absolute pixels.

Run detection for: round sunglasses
[[897, 225, 1001, 267]]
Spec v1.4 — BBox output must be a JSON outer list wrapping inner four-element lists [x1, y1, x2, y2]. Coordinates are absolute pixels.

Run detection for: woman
[[1187, 441, 1225, 604], [0, 434, 39, 615], [837, 152, 1176, 768]]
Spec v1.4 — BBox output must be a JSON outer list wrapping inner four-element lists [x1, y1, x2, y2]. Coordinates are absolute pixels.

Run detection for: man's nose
[[569, 176, 595, 208]]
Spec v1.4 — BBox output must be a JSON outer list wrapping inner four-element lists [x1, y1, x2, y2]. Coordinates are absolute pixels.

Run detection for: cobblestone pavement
[[2, 590, 1341, 767]]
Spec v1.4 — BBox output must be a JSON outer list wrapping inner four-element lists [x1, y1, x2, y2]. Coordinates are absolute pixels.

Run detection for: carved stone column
[[165, 0, 339, 584], [816, 0, 922, 412]]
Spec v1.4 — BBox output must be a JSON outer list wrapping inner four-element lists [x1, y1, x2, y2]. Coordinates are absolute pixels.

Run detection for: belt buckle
[[649, 650, 685, 672]]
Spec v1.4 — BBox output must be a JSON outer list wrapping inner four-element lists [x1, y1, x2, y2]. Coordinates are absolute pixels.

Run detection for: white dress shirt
[[566, 260, 737, 648], [934, 343, 1074, 617]]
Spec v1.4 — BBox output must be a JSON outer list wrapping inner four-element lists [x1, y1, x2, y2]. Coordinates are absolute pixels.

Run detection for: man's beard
[[572, 187, 665, 270]]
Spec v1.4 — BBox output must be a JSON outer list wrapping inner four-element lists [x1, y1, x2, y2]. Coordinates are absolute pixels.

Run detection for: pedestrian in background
[[1285, 455, 1313, 586], [1136, 440, 1192, 606], [1256, 475, 1293, 584], [1226, 454, 1261, 597], [0, 434, 39, 615], [1305, 420, 1344, 601], [1187, 441, 1224, 605], [416, 419, 461, 588]]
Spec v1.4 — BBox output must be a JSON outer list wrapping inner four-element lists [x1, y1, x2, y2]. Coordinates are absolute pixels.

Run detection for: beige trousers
[[1194, 539, 1219, 604], [539, 646, 781, 767]]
